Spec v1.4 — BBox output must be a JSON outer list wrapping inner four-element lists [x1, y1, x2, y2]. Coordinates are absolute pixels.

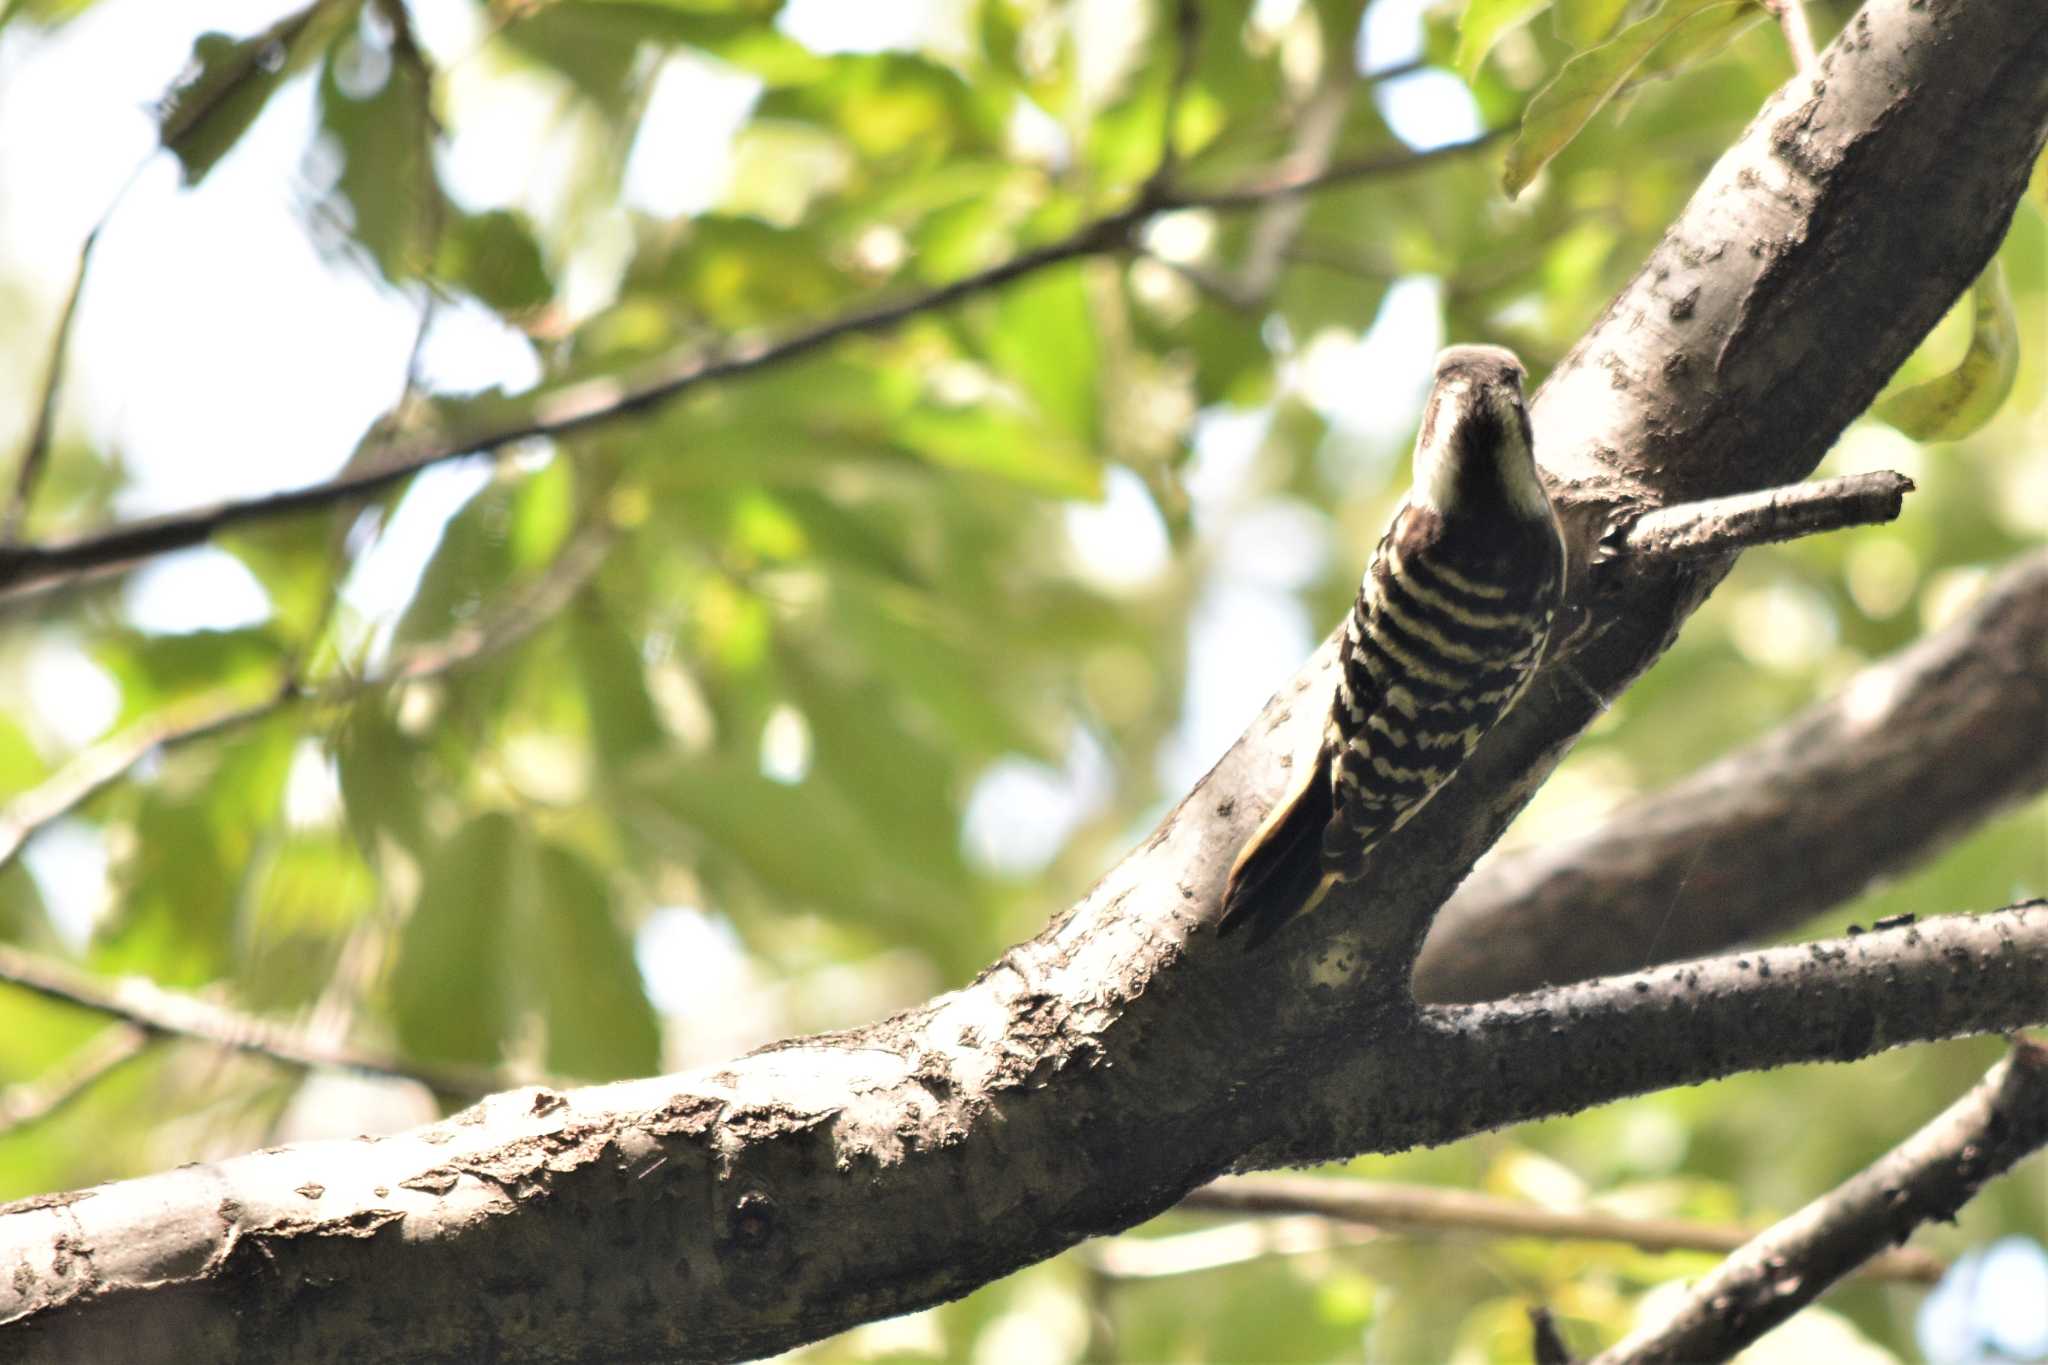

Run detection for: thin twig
[[1530, 1306, 1575, 1365], [1593, 1038, 2048, 1364], [0, 1024, 150, 1134], [0, 692, 279, 872], [1611, 470, 1914, 563], [1139, 252, 1263, 312], [1278, 237, 1399, 283], [1140, 0, 1202, 203], [0, 154, 150, 544], [1180, 1175, 1944, 1283], [1087, 1214, 1377, 1278], [1169, 127, 1507, 211], [0, 131, 1504, 601], [0, 533, 609, 1114], [0, 523, 612, 876], [1761, 0, 1818, 71], [2, 230, 94, 544], [0, 941, 507, 1098], [1362, 57, 1426, 85], [1230, 23, 1358, 304]]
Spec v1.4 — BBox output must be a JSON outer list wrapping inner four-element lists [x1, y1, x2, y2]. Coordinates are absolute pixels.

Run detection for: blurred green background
[[0, 0, 2040, 1359]]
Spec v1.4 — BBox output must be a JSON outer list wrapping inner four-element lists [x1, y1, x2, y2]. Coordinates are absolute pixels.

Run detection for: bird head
[[1413, 344, 1549, 521]]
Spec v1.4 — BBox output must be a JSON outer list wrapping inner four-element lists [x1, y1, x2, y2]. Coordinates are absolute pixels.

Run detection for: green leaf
[[332, 701, 430, 857], [572, 605, 667, 767], [93, 627, 286, 726], [636, 755, 962, 942], [526, 844, 660, 1079], [157, 0, 357, 185], [896, 402, 1103, 498], [755, 52, 999, 162], [0, 714, 50, 798], [825, 583, 1054, 760], [316, 10, 445, 281], [392, 813, 519, 1068], [218, 513, 339, 643], [435, 209, 553, 317], [779, 653, 972, 884], [1634, 2, 1766, 80], [497, 0, 772, 112], [983, 267, 1102, 444], [393, 480, 510, 648], [239, 833, 375, 1009], [1455, 0, 1551, 78], [655, 215, 853, 328], [94, 719, 294, 982], [93, 797, 237, 982], [1875, 263, 2021, 443], [506, 456, 576, 572], [1552, 0, 1629, 48], [1502, 0, 1738, 198], [0, 0, 107, 29]]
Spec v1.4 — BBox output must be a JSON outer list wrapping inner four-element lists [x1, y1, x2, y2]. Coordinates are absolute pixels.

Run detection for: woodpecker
[[1217, 344, 1565, 947]]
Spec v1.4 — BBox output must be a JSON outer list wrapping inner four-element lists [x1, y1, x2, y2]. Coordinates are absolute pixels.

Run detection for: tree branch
[[1169, 127, 1510, 210], [0, 523, 612, 875], [1179, 1174, 1945, 1283], [1379, 906, 2048, 1158], [1087, 1214, 1375, 1279], [0, 1026, 149, 1135], [0, 941, 503, 1099], [1608, 470, 1913, 562], [1594, 1038, 2048, 1363], [1139, 0, 1201, 200], [1762, 0, 1820, 71], [2, 226, 94, 545], [0, 133, 1499, 602], [1, 907, 2039, 1359], [2, 1, 2043, 1357], [1417, 547, 2048, 1002], [0, 155, 147, 545]]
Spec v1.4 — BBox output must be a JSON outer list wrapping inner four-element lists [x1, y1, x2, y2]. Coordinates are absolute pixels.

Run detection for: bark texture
[[3, 0, 2046, 1360]]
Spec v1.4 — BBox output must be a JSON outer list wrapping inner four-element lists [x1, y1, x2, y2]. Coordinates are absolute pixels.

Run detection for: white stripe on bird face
[[1412, 382, 1550, 523]]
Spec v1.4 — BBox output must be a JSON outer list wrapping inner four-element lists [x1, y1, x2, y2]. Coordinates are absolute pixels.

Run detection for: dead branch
[[1180, 1174, 1943, 1282]]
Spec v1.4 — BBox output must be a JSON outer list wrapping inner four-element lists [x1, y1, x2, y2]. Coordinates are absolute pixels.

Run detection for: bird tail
[[1217, 747, 1337, 948]]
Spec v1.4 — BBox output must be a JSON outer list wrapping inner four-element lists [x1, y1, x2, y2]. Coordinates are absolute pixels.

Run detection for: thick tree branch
[[2, 1, 2043, 1358], [1417, 547, 2048, 1001], [0, 134, 1498, 602], [2, 908, 2039, 1361], [1594, 1039, 2048, 1364], [1181, 1174, 1944, 1282], [1376, 906, 2048, 1157]]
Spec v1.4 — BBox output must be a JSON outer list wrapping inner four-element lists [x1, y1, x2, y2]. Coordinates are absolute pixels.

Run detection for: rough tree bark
[[3, 0, 2046, 1360]]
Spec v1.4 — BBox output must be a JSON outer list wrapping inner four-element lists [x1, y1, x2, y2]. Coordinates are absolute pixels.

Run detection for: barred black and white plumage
[[1217, 345, 1565, 947]]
